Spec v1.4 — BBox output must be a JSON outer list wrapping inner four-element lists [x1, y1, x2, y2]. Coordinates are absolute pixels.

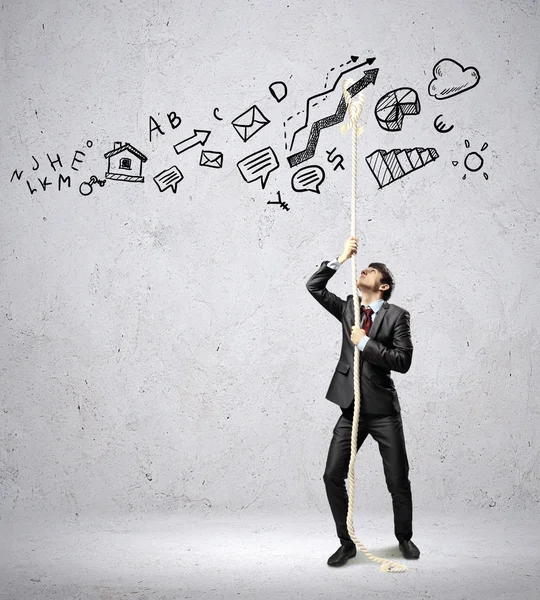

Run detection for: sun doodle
[[452, 140, 489, 180]]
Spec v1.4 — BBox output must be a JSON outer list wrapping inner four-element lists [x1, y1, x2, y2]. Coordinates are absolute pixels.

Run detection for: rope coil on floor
[[341, 78, 408, 574]]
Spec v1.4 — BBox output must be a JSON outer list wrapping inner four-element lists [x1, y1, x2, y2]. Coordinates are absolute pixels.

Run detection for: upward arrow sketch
[[289, 57, 376, 152], [173, 130, 211, 155], [323, 55, 362, 89], [287, 68, 379, 168]]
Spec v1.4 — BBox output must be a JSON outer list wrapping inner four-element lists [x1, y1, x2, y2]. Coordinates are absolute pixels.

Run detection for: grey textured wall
[[1, 0, 539, 522]]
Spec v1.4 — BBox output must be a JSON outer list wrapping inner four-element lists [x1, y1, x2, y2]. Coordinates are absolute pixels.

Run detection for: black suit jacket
[[306, 261, 413, 415]]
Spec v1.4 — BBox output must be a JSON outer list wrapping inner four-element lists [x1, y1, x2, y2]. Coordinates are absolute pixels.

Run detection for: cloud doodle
[[428, 58, 480, 100]]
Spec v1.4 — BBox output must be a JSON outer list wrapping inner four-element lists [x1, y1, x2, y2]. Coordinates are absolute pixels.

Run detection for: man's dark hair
[[369, 262, 395, 301]]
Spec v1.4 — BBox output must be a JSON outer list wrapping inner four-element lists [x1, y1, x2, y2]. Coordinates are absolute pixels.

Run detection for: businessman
[[306, 236, 420, 567]]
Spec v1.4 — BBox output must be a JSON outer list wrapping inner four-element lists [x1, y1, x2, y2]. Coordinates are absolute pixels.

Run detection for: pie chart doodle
[[374, 88, 421, 132]]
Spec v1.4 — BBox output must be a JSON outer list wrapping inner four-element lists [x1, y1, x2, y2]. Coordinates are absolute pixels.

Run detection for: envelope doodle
[[199, 150, 223, 169], [231, 105, 270, 142]]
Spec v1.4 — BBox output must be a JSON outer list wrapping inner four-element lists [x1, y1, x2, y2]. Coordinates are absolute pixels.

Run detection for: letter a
[[149, 116, 165, 142]]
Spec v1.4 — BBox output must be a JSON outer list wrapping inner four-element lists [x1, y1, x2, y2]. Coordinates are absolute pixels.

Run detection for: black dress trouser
[[323, 410, 413, 546]]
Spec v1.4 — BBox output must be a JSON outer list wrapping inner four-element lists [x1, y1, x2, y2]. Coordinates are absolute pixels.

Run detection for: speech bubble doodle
[[237, 147, 279, 190], [291, 165, 326, 194], [153, 166, 184, 193]]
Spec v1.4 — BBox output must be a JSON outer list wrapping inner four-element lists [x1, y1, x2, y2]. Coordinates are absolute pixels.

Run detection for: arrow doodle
[[287, 69, 379, 168], [323, 55, 361, 89], [289, 57, 376, 152], [173, 130, 211, 156]]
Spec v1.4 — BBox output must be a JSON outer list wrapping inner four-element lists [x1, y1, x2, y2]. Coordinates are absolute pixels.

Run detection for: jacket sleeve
[[361, 309, 413, 373], [305, 260, 346, 321]]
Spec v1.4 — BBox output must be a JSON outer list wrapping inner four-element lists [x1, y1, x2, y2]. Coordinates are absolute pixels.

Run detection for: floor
[[1, 508, 538, 600]]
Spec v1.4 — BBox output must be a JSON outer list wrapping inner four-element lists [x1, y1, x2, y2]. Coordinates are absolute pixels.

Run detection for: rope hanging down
[[340, 78, 407, 574]]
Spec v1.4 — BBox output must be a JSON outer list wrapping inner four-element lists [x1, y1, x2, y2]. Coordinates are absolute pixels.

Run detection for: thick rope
[[340, 78, 408, 573]]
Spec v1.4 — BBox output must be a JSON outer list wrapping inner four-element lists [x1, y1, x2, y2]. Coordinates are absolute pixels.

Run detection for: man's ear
[[380, 284, 389, 291]]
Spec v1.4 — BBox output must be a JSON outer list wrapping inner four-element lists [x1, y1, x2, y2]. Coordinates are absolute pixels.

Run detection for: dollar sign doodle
[[325, 147, 345, 171]]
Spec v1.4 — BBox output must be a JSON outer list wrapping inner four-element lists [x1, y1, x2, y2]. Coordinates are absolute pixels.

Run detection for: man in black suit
[[306, 236, 420, 567]]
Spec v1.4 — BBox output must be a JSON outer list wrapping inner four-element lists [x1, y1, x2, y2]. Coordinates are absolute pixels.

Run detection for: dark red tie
[[362, 306, 374, 335]]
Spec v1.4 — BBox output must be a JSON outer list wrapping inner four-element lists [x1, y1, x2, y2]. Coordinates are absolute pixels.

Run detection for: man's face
[[357, 266, 383, 293]]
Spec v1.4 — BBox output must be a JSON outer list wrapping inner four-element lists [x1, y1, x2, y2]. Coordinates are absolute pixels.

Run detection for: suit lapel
[[346, 296, 361, 325], [367, 302, 389, 340], [346, 298, 389, 341]]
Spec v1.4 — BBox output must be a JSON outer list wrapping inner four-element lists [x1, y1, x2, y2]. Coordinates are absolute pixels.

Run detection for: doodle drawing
[[374, 88, 420, 131], [434, 115, 454, 133], [200, 150, 223, 169], [213, 108, 224, 121], [428, 58, 480, 100], [323, 55, 361, 89], [287, 69, 379, 168], [232, 105, 270, 142], [452, 140, 489, 180], [267, 191, 290, 211], [269, 81, 288, 103], [326, 147, 345, 171], [291, 165, 326, 194], [289, 57, 376, 152], [173, 130, 211, 156], [79, 175, 106, 196], [237, 147, 279, 190], [365, 147, 439, 188], [104, 142, 147, 182], [153, 166, 184, 193]]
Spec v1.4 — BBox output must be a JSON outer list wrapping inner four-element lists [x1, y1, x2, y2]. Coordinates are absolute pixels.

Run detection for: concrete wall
[[1, 0, 539, 521]]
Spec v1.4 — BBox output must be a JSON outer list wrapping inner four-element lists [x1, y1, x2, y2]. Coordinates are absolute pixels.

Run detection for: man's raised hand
[[338, 237, 358, 264]]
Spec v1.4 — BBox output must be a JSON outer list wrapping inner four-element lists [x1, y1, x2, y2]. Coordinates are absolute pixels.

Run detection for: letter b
[[168, 112, 181, 129]]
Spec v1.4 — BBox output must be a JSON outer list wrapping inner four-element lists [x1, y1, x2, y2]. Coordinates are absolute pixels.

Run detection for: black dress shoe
[[398, 539, 420, 559], [327, 544, 357, 567]]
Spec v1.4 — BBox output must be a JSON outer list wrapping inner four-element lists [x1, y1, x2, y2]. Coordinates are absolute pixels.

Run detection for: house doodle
[[104, 142, 148, 183]]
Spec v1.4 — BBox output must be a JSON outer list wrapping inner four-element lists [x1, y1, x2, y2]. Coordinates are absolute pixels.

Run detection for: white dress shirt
[[327, 257, 384, 351]]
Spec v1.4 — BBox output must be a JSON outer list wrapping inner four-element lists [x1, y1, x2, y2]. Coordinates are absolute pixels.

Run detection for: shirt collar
[[360, 298, 385, 313]]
